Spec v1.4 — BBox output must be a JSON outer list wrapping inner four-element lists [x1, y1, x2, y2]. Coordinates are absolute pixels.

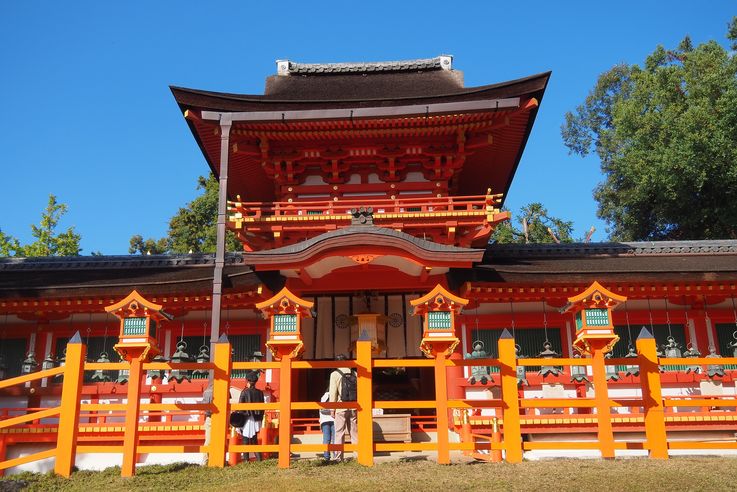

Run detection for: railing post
[[636, 327, 668, 459], [434, 350, 451, 464], [356, 338, 374, 466], [277, 352, 294, 469], [590, 347, 615, 458], [121, 357, 143, 477], [54, 331, 85, 478], [209, 334, 232, 467], [498, 329, 522, 463]]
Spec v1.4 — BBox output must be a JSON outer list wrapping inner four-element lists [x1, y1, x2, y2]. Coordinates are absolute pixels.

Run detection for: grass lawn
[[2, 457, 737, 492]]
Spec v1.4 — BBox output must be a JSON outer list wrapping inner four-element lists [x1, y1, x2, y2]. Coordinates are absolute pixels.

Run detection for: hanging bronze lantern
[[90, 352, 113, 382], [116, 355, 129, 384], [21, 351, 38, 375], [54, 348, 66, 381], [624, 346, 639, 377], [515, 344, 528, 386], [41, 353, 55, 372], [148, 354, 167, 381], [683, 344, 702, 374], [706, 346, 725, 379], [605, 352, 619, 381], [192, 345, 210, 379], [169, 340, 191, 383], [570, 351, 589, 383], [729, 331, 737, 358], [538, 341, 562, 378], [465, 340, 491, 385]]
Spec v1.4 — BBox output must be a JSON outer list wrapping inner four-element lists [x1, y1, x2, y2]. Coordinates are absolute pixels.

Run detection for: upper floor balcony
[[228, 190, 509, 251]]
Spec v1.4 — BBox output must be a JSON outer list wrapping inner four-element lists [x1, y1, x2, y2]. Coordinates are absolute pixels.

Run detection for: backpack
[[339, 369, 357, 402]]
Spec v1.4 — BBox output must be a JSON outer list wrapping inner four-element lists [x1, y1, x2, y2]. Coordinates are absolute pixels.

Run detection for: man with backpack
[[329, 354, 358, 461]]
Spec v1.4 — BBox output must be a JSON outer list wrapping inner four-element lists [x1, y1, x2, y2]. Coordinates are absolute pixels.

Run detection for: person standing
[[200, 381, 214, 466], [329, 354, 357, 461], [319, 387, 335, 461], [239, 371, 265, 461]]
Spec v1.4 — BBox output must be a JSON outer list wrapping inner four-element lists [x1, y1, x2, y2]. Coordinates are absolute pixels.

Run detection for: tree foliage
[[129, 175, 240, 254], [562, 18, 737, 241], [492, 202, 574, 244], [0, 195, 82, 257]]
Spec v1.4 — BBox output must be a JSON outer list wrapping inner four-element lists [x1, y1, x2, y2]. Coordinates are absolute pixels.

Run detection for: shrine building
[[1, 56, 737, 474]]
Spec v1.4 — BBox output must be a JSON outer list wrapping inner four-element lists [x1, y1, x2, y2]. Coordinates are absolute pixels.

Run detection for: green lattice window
[[273, 314, 297, 333], [471, 327, 562, 373], [123, 317, 147, 336], [427, 311, 452, 331], [585, 309, 609, 326], [306, 210, 323, 215]]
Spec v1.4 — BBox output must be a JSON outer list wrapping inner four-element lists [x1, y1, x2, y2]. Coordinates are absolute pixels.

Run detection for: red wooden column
[[434, 350, 451, 464], [277, 352, 294, 469]]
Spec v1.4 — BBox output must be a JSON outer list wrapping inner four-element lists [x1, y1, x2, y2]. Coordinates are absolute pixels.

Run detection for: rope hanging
[[179, 321, 185, 343], [624, 301, 633, 347], [646, 298, 654, 332], [509, 300, 516, 338], [731, 296, 737, 329], [542, 299, 549, 343], [664, 298, 673, 338]]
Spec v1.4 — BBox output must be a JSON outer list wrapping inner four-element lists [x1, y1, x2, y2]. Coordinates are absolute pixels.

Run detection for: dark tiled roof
[[284, 57, 448, 75], [485, 240, 737, 259], [0, 254, 255, 299], [0, 253, 245, 271]]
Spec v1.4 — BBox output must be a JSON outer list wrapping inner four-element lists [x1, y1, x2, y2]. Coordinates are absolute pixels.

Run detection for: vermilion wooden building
[[2, 57, 737, 473]]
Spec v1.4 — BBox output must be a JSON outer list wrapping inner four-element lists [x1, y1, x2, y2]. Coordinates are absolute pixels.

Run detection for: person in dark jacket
[[239, 370, 265, 461]]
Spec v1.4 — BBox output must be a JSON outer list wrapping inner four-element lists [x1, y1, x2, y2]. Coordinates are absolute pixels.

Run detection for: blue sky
[[0, 1, 734, 254]]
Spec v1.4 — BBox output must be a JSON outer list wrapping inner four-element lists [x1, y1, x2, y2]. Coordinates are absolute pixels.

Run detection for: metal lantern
[[0, 355, 6, 380], [169, 340, 191, 383], [465, 340, 491, 385], [192, 345, 210, 379], [515, 345, 528, 386], [663, 336, 682, 358], [624, 346, 639, 377], [683, 344, 702, 374], [147, 354, 167, 381], [55, 348, 66, 381], [570, 352, 589, 383], [90, 352, 113, 382], [729, 331, 737, 358], [21, 351, 38, 375], [116, 355, 129, 384], [538, 341, 562, 378], [605, 352, 619, 381], [41, 353, 55, 372], [706, 346, 725, 379]]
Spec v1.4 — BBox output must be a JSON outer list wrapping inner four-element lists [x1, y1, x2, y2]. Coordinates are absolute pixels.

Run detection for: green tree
[[0, 195, 81, 257], [562, 18, 737, 241], [492, 202, 574, 244], [129, 174, 240, 254]]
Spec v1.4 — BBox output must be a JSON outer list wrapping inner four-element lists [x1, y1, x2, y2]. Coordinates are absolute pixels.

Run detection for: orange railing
[[229, 193, 500, 220], [3, 332, 737, 476]]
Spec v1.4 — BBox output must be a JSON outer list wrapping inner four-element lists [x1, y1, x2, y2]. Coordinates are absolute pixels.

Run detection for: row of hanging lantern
[[505, 293, 737, 386]]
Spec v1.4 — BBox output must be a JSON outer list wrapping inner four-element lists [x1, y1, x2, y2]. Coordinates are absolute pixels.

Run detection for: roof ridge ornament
[[350, 207, 374, 226], [276, 55, 453, 76]]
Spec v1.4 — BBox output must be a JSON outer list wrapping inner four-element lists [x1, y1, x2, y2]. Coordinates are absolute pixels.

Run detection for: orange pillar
[[434, 350, 450, 464], [636, 328, 668, 459], [490, 417, 502, 463], [209, 334, 231, 467], [228, 429, 241, 466], [121, 357, 143, 477], [356, 339, 374, 466], [277, 353, 293, 469], [498, 329, 522, 463], [460, 411, 472, 457], [54, 332, 86, 478], [590, 346, 615, 458]]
